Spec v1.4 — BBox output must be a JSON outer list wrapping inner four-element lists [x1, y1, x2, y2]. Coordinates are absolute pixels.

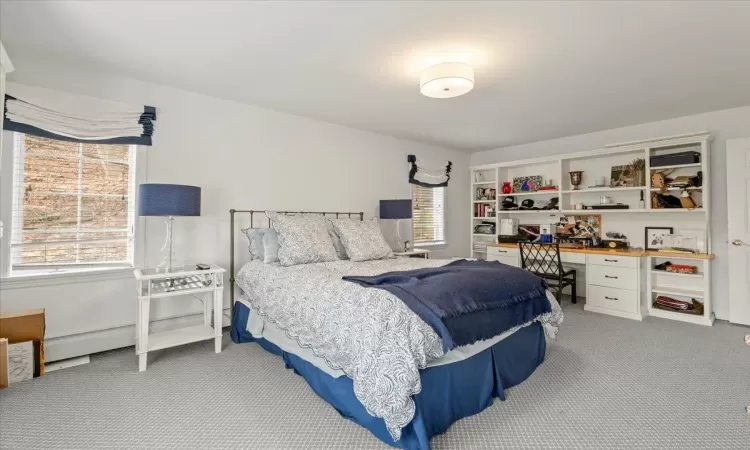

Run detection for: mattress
[[237, 296, 522, 378]]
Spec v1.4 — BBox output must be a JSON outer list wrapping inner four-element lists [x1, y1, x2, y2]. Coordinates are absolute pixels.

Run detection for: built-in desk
[[486, 243, 714, 323], [487, 244, 713, 325]]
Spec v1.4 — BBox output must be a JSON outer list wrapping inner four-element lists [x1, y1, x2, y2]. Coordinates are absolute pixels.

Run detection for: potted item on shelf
[[501, 181, 512, 194], [568, 171, 583, 190]]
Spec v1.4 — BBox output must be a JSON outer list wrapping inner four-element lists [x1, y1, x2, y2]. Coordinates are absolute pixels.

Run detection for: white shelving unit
[[646, 254, 714, 326], [470, 131, 714, 324]]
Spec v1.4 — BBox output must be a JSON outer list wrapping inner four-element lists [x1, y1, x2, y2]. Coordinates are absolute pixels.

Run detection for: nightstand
[[133, 264, 225, 372], [394, 249, 431, 259]]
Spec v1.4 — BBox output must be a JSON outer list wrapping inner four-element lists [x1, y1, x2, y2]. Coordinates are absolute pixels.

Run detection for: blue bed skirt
[[231, 302, 546, 450]]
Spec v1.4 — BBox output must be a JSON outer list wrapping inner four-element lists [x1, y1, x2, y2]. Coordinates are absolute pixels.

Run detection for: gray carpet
[[1, 303, 749, 449]]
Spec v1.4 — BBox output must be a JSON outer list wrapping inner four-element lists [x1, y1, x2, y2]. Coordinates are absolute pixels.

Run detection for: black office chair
[[518, 242, 577, 303]]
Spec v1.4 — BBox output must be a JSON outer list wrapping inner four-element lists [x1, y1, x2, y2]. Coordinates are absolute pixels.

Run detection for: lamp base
[[156, 217, 184, 274]]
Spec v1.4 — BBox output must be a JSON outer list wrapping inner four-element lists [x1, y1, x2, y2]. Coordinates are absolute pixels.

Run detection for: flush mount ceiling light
[[420, 62, 474, 98]]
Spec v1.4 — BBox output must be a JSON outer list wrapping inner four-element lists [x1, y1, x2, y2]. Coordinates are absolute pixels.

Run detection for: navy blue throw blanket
[[343, 259, 551, 352]]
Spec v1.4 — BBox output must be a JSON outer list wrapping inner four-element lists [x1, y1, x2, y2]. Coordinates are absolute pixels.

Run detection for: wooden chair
[[518, 242, 577, 303]]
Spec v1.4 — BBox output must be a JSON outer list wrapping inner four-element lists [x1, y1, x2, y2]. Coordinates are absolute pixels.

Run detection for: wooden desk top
[[487, 243, 714, 260]]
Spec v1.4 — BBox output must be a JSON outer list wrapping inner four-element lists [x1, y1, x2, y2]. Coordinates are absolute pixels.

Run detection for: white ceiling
[[2, 1, 749, 151]]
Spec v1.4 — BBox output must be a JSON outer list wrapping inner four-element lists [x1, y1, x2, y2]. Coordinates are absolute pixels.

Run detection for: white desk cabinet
[[584, 255, 643, 320]]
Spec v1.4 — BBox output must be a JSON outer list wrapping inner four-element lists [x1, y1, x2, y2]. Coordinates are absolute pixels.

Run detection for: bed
[[228, 210, 562, 450]]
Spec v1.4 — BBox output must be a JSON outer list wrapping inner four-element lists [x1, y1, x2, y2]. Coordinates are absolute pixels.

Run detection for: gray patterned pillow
[[330, 218, 394, 262], [326, 220, 348, 260], [267, 212, 338, 266]]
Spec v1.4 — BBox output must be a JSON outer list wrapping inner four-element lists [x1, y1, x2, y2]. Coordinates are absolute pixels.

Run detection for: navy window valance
[[408, 154, 452, 188], [4, 93, 156, 146]]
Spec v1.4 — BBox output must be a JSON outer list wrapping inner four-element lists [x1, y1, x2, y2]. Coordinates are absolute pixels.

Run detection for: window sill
[[414, 242, 447, 248], [1, 266, 134, 290]]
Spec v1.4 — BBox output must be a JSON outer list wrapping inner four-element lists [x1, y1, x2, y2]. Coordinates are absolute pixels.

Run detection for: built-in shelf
[[649, 187, 702, 192], [497, 210, 560, 214], [650, 163, 701, 171], [473, 233, 497, 237], [472, 200, 497, 203], [472, 250, 487, 254], [472, 181, 497, 186], [652, 286, 704, 299], [470, 132, 713, 326], [648, 307, 713, 326], [561, 186, 646, 194], [650, 270, 703, 279], [560, 209, 646, 214], [499, 190, 559, 197], [650, 208, 705, 213], [558, 208, 705, 214]]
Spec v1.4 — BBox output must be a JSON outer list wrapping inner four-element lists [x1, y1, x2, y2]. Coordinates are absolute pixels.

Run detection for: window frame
[[3, 132, 146, 277], [411, 184, 447, 247]]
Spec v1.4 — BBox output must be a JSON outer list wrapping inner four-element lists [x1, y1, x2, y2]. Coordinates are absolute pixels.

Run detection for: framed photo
[[645, 226, 674, 250]]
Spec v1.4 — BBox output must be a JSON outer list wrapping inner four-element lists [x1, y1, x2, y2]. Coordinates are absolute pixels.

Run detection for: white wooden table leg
[[204, 290, 211, 325], [139, 297, 150, 372], [135, 284, 141, 354], [214, 288, 222, 353]]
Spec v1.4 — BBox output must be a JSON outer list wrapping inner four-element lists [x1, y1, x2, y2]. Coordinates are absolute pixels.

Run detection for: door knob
[[733, 239, 745, 246]]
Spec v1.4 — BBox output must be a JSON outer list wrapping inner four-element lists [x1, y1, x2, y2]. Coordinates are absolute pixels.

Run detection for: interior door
[[727, 137, 750, 325]]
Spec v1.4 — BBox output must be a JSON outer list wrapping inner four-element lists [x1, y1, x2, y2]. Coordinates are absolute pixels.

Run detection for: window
[[412, 185, 445, 246], [10, 134, 136, 271]]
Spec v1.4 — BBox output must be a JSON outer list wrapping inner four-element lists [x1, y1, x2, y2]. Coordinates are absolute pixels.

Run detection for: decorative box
[[665, 264, 698, 274]]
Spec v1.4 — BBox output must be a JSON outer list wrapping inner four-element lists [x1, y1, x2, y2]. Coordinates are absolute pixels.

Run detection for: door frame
[[726, 137, 750, 325]]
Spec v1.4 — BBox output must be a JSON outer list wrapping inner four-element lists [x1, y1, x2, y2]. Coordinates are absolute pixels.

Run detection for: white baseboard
[[45, 355, 90, 372], [44, 308, 232, 362]]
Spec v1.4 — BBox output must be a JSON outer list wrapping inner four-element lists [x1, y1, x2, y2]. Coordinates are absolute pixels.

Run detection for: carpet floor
[[1, 303, 749, 449]]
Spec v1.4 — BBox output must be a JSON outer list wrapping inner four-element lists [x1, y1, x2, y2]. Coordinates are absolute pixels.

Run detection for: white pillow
[[330, 218, 394, 262], [241, 228, 265, 261], [267, 212, 338, 266]]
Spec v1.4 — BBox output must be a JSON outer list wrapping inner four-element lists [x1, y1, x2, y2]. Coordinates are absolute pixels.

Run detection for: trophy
[[569, 171, 583, 190]]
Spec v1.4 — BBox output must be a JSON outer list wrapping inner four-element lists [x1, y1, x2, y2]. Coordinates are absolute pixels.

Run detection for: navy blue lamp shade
[[380, 199, 412, 219], [138, 184, 201, 216]]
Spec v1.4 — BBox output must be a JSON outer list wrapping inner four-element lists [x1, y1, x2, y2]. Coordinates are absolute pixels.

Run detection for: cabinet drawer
[[560, 252, 586, 265], [588, 264, 637, 290], [587, 254, 638, 269], [587, 285, 638, 314], [488, 254, 519, 267], [487, 246, 518, 257]]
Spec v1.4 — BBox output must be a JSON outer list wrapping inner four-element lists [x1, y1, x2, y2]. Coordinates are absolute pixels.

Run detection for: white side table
[[133, 264, 226, 372], [394, 249, 431, 259]]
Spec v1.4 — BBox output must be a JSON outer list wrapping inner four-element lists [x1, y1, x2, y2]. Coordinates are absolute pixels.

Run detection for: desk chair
[[518, 242, 577, 303]]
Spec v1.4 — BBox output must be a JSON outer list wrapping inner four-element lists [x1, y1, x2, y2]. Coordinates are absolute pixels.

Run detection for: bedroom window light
[[412, 185, 445, 246], [8, 133, 137, 274]]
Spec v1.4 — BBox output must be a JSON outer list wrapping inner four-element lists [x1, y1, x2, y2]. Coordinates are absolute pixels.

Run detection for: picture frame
[[645, 226, 674, 250]]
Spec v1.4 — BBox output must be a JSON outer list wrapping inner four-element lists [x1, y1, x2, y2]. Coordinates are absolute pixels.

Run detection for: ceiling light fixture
[[420, 62, 474, 99]]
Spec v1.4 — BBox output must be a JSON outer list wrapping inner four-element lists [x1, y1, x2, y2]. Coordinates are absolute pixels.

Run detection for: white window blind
[[412, 185, 445, 246], [10, 133, 136, 270]]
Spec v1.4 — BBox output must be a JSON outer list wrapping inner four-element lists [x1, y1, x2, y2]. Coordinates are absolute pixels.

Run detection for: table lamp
[[379, 199, 412, 251], [138, 184, 201, 273]]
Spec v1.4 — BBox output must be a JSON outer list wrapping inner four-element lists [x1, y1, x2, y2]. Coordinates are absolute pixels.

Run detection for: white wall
[[0, 56, 469, 361], [471, 106, 750, 321]]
